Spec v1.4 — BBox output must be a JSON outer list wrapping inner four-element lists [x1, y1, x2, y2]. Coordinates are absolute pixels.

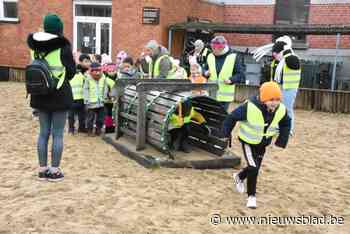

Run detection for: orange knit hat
[[259, 81, 282, 102]]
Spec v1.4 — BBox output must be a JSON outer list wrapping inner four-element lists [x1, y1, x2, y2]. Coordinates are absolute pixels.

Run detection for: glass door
[[77, 22, 96, 54], [73, 1, 112, 56]]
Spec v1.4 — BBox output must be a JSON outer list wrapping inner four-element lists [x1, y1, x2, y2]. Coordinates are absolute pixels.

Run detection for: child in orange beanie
[[222, 81, 291, 209]]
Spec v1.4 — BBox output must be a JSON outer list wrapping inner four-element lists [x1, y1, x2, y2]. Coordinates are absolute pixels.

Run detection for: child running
[[222, 81, 291, 208]]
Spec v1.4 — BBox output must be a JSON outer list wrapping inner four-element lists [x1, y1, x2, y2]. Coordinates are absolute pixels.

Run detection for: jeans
[[37, 110, 67, 168], [282, 88, 298, 132], [86, 107, 105, 130]]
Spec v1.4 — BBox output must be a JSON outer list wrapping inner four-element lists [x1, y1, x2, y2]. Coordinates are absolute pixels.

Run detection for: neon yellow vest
[[30, 49, 66, 89], [87, 75, 107, 103], [105, 77, 115, 104], [201, 48, 209, 57], [153, 55, 176, 79], [69, 72, 85, 100], [271, 54, 301, 90], [207, 53, 236, 102], [239, 101, 286, 145]]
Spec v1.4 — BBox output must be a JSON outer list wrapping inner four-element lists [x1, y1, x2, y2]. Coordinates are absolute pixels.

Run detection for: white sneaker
[[246, 196, 257, 209], [233, 173, 245, 193]]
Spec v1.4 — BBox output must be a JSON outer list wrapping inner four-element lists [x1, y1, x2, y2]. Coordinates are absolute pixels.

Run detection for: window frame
[[0, 0, 19, 22]]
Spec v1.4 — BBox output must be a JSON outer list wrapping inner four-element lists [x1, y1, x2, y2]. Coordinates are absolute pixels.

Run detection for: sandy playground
[[0, 82, 349, 234]]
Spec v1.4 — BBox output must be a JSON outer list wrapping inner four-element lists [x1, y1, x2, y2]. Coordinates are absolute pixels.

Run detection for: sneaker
[[246, 196, 257, 209], [47, 168, 64, 182], [181, 140, 191, 154], [38, 169, 49, 181], [233, 173, 245, 193]]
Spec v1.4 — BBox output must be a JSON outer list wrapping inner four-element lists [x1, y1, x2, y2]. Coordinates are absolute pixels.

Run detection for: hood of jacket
[[27, 32, 71, 53]]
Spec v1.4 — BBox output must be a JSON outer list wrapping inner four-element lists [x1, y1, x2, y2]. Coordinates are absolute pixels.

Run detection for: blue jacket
[[222, 96, 291, 148], [203, 49, 244, 84]]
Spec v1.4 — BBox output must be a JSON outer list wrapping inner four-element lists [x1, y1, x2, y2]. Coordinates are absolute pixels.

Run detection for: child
[[188, 62, 207, 95], [68, 54, 91, 134], [168, 99, 207, 153], [83, 62, 108, 136], [103, 63, 117, 133], [222, 81, 291, 209], [118, 57, 141, 79]]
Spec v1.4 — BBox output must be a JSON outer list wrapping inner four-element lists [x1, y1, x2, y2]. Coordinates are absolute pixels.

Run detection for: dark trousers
[[219, 102, 230, 112], [86, 107, 105, 131], [68, 101, 86, 132], [238, 142, 266, 196], [169, 124, 190, 150]]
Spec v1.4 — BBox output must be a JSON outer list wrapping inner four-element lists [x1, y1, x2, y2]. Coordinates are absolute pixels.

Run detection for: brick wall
[[0, 0, 73, 68], [308, 4, 350, 49], [223, 5, 275, 47]]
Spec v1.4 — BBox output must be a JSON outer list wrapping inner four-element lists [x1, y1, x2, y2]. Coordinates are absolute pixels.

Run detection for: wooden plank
[[188, 137, 225, 156], [190, 131, 227, 148], [136, 91, 147, 150]]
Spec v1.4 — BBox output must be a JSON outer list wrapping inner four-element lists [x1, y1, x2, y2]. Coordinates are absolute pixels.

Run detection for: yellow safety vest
[[271, 54, 301, 90], [201, 48, 209, 57], [105, 77, 115, 104], [69, 72, 85, 100], [86, 75, 107, 103], [153, 55, 176, 79], [30, 49, 66, 89], [168, 108, 206, 130], [207, 53, 236, 102], [239, 101, 286, 145]]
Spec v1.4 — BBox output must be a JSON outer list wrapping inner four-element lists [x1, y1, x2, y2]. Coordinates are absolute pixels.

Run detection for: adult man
[[143, 40, 174, 79], [204, 36, 244, 111]]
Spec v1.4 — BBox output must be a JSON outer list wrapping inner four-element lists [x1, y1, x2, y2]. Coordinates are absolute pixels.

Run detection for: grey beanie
[[145, 40, 159, 50]]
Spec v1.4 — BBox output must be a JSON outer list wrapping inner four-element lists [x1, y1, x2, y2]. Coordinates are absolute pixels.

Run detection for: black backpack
[[25, 51, 58, 95]]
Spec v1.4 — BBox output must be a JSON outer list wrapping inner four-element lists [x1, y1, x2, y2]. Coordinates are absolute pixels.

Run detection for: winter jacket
[[203, 49, 244, 84], [222, 96, 291, 148], [27, 32, 76, 111], [151, 46, 172, 79]]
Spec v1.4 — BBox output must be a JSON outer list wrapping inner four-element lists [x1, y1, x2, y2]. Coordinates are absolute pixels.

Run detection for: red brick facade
[[1, 0, 350, 68], [223, 5, 275, 47], [308, 4, 350, 48]]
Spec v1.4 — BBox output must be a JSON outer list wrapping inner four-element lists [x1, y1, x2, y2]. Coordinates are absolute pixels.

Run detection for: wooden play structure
[[103, 79, 241, 169]]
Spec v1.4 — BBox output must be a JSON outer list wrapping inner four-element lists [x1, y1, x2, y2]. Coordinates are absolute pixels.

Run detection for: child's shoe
[[246, 196, 257, 209], [233, 173, 245, 193]]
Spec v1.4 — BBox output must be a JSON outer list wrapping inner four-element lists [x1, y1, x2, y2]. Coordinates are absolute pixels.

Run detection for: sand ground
[[0, 82, 349, 234]]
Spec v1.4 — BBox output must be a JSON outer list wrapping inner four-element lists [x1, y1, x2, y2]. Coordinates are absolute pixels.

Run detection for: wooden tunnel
[[118, 85, 228, 156], [103, 79, 241, 169]]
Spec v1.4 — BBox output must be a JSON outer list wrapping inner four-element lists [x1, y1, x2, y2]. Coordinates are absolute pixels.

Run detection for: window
[[75, 4, 111, 17], [0, 0, 18, 21], [274, 0, 310, 46]]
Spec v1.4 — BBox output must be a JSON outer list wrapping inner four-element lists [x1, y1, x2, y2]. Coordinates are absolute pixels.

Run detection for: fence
[[234, 84, 350, 113]]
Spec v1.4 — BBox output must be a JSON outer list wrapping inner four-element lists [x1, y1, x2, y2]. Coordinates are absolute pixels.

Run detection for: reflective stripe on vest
[[271, 54, 301, 90], [207, 53, 236, 102], [30, 49, 66, 89], [238, 101, 286, 145], [70, 72, 85, 100], [87, 76, 106, 104]]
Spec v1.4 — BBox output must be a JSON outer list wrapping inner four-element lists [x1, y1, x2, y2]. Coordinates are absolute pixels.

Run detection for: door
[[73, 1, 112, 56]]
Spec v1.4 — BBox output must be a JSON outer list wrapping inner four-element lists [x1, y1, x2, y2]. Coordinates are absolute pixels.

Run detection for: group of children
[[68, 52, 140, 136]]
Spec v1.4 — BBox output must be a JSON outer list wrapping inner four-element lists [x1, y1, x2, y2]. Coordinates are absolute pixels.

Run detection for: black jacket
[[27, 33, 76, 111], [222, 96, 291, 148]]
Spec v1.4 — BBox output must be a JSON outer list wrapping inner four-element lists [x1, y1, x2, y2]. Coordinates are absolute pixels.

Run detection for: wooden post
[[114, 85, 124, 139], [136, 91, 147, 150]]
